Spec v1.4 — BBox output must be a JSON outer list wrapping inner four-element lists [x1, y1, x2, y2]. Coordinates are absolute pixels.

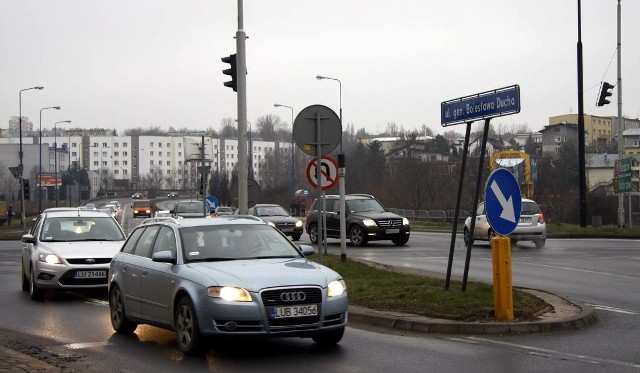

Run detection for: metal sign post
[[441, 85, 521, 292], [293, 105, 341, 263]]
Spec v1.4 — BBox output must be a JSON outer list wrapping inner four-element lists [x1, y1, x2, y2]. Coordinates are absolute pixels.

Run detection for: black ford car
[[305, 194, 410, 247]]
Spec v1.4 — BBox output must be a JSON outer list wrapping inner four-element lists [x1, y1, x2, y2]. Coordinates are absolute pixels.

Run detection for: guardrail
[[389, 208, 471, 223]]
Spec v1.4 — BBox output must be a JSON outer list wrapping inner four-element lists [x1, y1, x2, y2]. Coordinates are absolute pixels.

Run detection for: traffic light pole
[[617, 0, 624, 228], [576, 0, 587, 228], [235, 0, 248, 214]]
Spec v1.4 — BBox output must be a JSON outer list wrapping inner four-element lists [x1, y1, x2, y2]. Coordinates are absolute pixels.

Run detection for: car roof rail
[[142, 217, 178, 224], [348, 193, 375, 198]]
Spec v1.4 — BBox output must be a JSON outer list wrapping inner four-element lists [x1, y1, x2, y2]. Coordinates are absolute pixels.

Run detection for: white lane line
[[586, 304, 638, 315], [460, 336, 640, 369], [63, 342, 111, 350], [477, 258, 638, 280]]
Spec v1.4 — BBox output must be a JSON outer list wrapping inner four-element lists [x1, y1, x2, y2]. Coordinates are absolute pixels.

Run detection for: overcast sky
[[2, 1, 639, 137]]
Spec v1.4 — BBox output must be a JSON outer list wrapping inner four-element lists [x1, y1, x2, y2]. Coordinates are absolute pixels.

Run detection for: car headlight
[[362, 219, 377, 227], [208, 286, 252, 302], [403, 218, 410, 225], [38, 253, 63, 264], [328, 279, 346, 297], [295, 220, 303, 227], [267, 221, 276, 228]]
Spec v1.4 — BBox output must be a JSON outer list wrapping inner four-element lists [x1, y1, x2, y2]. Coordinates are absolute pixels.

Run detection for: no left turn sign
[[306, 156, 339, 190]]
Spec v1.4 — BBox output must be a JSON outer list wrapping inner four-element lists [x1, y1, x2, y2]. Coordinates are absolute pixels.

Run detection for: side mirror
[[152, 250, 176, 264], [21, 234, 36, 244], [298, 244, 315, 256]]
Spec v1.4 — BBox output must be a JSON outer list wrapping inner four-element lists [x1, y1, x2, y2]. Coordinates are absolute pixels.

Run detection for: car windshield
[[181, 224, 302, 262], [176, 202, 206, 213], [255, 206, 288, 217], [40, 217, 125, 242], [346, 198, 386, 213]]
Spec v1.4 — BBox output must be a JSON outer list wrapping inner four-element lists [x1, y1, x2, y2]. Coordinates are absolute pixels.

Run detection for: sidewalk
[[0, 346, 61, 373]]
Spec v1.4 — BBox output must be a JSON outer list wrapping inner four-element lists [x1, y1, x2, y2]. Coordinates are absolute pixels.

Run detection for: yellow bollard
[[491, 236, 513, 321]]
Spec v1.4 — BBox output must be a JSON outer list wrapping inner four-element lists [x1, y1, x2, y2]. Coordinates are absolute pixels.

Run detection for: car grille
[[377, 219, 403, 227], [275, 222, 294, 229], [66, 258, 112, 265], [261, 287, 322, 328]]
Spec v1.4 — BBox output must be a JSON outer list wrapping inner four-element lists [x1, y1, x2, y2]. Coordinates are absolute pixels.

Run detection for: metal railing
[[388, 208, 471, 223]]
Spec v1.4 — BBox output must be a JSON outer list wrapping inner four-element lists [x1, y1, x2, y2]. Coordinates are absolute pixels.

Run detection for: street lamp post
[[39, 106, 60, 213], [316, 75, 347, 261], [18, 86, 44, 231], [54, 120, 71, 207], [274, 103, 295, 213]]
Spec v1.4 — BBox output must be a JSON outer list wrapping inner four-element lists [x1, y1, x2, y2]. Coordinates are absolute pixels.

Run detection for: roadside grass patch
[[318, 254, 548, 322]]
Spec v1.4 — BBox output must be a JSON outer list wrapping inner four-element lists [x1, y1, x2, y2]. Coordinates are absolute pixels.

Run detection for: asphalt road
[[0, 202, 638, 372]]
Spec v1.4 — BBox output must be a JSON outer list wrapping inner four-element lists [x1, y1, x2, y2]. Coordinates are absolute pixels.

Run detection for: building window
[[123, 142, 128, 147], [150, 142, 154, 147]]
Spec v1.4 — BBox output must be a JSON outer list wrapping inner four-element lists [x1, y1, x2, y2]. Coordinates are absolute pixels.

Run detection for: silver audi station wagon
[[108, 215, 348, 354]]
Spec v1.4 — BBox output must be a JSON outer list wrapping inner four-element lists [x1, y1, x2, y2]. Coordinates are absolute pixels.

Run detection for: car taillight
[[538, 213, 545, 224]]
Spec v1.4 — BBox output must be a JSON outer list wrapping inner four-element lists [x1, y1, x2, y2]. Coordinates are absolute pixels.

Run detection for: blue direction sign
[[484, 169, 522, 236], [205, 195, 219, 212], [441, 85, 520, 126]]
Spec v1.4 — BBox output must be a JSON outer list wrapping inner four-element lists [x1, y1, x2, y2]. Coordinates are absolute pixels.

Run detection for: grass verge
[[317, 254, 549, 322]]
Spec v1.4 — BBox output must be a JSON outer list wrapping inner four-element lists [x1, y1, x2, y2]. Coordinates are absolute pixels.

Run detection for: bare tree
[[220, 117, 237, 139], [256, 114, 286, 141]]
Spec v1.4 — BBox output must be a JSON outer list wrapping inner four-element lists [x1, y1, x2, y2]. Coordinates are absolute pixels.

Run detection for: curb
[[0, 346, 61, 373], [348, 289, 598, 335]]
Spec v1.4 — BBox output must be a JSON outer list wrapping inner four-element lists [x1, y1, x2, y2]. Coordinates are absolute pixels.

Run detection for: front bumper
[[33, 262, 111, 290]]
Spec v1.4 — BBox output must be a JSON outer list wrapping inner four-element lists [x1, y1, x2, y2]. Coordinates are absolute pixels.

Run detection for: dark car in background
[[171, 200, 208, 219], [247, 204, 303, 241], [305, 194, 410, 247]]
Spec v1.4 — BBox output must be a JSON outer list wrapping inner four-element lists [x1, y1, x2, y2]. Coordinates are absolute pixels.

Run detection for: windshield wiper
[[188, 257, 240, 263]]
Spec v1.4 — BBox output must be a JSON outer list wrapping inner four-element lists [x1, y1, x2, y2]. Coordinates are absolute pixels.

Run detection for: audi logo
[[85, 258, 96, 264], [280, 291, 306, 302]]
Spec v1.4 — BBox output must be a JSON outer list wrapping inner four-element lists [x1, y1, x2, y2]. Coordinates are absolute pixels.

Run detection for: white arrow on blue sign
[[484, 168, 522, 236], [205, 195, 219, 212]]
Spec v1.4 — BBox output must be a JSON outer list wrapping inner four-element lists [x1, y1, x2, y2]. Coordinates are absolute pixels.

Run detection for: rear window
[[521, 201, 541, 215], [134, 201, 151, 208]]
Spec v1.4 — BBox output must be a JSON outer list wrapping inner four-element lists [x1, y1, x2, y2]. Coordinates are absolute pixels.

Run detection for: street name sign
[[484, 168, 522, 236], [441, 85, 521, 126], [614, 157, 633, 194]]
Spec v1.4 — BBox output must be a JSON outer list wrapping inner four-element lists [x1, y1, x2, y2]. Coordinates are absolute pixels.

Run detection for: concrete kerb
[[346, 258, 598, 335], [348, 289, 597, 335]]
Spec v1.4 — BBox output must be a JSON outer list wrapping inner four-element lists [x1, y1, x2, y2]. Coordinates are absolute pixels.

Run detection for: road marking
[[458, 336, 640, 369], [478, 258, 638, 280], [586, 304, 638, 315], [63, 342, 110, 350]]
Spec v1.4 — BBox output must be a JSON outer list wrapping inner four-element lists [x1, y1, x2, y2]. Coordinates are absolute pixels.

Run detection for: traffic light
[[596, 81, 614, 107], [23, 178, 30, 200], [221, 54, 237, 92]]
